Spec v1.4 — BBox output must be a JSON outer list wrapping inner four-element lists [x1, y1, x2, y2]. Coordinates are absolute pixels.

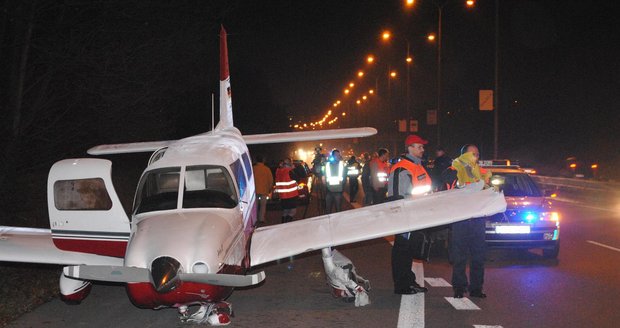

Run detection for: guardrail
[[532, 175, 619, 208], [532, 176, 620, 193]]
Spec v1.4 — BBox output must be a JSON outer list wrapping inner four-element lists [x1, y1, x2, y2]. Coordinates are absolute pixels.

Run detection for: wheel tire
[[542, 241, 560, 259]]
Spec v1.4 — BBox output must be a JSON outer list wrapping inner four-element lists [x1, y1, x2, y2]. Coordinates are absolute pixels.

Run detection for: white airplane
[[0, 27, 506, 325]]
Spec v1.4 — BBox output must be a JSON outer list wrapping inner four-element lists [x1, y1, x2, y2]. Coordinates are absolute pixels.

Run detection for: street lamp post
[[435, 2, 444, 147]]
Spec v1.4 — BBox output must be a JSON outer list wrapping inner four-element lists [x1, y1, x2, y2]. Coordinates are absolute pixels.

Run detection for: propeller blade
[[63, 265, 151, 283], [179, 271, 266, 287]]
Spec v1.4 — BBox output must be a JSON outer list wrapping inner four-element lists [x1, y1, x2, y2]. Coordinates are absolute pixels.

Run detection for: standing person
[[370, 148, 390, 204], [346, 155, 361, 203], [274, 158, 299, 223], [253, 155, 273, 225], [431, 147, 452, 191], [388, 135, 433, 294], [445, 144, 491, 299], [323, 149, 347, 213], [360, 152, 374, 206]]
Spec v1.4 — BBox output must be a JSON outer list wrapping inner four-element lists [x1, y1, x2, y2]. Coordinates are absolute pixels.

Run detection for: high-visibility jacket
[[274, 167, 299, 199], [389, 157, 432, 196], [347, 161, 361, 178], [445, 152, 491, 189], [325, 160, 346, 192], [370, 158, 389, 190]]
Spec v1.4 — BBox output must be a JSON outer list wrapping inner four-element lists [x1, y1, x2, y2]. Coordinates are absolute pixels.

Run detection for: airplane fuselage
[[124, 128, 257, 308]]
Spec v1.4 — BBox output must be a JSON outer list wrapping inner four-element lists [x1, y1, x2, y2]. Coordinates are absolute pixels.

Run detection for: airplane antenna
[[211, 93, 215, 132]]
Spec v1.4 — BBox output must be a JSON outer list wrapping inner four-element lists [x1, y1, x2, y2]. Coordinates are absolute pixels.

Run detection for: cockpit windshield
[[134, 167, 181, 214], [134, 165, 238, 215], [182, 165, 238, 209]]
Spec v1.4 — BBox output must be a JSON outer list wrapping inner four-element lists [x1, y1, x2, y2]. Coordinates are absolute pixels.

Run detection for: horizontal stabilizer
[[63, 265, 151, 283], [243, 127, 377, 145], [179, 271, 266, 287], [87, 140, 173, 155]]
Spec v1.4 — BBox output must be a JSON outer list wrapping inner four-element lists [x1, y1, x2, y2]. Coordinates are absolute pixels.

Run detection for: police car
[[481, 160, 560, 258]]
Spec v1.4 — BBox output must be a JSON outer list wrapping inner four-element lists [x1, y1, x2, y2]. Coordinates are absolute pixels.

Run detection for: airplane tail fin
[[216, 25, 234, 130]]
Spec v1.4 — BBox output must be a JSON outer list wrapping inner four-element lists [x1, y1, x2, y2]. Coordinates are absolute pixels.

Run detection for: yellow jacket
[[253, 162, 274, 195], [451, 152, 491, 186]]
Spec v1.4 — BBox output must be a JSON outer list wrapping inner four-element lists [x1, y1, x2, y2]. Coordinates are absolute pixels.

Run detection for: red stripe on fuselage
[[53, 238, 127, 257]]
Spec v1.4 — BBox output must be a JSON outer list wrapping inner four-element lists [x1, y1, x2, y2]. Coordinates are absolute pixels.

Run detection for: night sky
[[1, 0, 619, 186]]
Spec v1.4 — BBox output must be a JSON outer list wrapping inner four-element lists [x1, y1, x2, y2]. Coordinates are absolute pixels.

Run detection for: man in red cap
[[387, 134, 433, 294]]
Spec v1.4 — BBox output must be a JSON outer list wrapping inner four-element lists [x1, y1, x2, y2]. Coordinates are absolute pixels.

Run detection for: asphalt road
[[7, 190, 620, 328]]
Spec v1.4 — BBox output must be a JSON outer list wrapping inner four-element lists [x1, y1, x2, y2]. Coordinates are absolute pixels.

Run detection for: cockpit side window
[[230, 159, 247, 198], [134, 167, 180, 214], [241, 152, 253, 179], [182, 166, 238, 209]]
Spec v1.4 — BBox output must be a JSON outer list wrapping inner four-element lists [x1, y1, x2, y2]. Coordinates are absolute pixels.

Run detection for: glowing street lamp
[[381, 30, 391, 41], [367, 55, 375, 64], [349, 82, 355, 88], [390, 70, 397, 78], [358, 70, 364, 78], [344, 88, 350, 95], [427, 33, 436, 41], [369, 89, 374, 94], [406, 56, 413, 63], [405, 0, 415, 6], [466, 0, 475, 7]]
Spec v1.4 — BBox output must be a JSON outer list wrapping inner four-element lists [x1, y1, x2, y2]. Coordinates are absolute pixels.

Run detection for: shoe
[[394, 284, 428, 295], [469, 289, 487, 298], [453, 287, 466, 298]]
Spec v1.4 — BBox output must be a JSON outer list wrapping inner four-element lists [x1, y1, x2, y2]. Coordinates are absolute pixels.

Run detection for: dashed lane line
[[445, 297, 481, 310], [587, 240, 620, 253], [424, 277, 452, 287], [473, 325, 504, 328]]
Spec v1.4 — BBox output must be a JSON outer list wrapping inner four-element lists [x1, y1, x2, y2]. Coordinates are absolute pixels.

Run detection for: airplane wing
[[249, 187, 506, 267], [87, 140, 174, 155], [243, 127, 377, 145], [0, 226, 123, 266]]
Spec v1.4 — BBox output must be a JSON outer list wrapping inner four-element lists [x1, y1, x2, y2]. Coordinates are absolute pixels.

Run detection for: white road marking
[[397, 261, 425, 328], [473, 325, 503, 328], [424, 277, 452, 287], [587, 240, 620, 253], [445, 297, 481, 310]]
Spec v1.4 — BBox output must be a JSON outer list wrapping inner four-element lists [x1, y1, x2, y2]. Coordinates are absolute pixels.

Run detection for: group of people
[[253, 135, 492, 299]]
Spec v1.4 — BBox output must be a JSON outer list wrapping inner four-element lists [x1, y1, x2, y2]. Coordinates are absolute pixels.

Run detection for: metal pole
[[406, 42, 411, 118], [493, 0, 500, 158], [437, 5, 443, 146]]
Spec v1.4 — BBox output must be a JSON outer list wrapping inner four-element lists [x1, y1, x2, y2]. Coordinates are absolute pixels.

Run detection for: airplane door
[[47, 158, 130, 257]]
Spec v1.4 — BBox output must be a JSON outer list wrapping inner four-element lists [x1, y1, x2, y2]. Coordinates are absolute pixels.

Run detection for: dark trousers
[[325, 191, 343, 214], [451, 217, 487, 291], [392, 233, 418, 290], [372, 187, 387, 205], [362, 185, 374, 205], [349, 177, 359, 202]]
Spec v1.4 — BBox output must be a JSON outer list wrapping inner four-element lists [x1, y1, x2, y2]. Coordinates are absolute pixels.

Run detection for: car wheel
[[542, 241, 560, 259]]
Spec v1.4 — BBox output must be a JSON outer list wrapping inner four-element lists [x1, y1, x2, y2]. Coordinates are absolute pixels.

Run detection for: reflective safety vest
[[389, 157, 432, 195], [274, 167, 299, 199], [325, 161, 345, 192], [347, 162, 360, 177], [370, 158, 389, 190]]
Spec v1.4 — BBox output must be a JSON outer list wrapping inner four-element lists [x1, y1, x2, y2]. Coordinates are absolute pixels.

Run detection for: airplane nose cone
[[151, 256, 182, 293]]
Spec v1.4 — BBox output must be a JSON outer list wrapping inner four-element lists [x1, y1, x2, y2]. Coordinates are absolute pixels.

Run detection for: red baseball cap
[[405, 134, 428, 146]]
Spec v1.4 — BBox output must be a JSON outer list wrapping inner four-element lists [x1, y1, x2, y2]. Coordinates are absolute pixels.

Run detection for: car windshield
[[493, 172, 542, 197], [182, 165, 238, 209]]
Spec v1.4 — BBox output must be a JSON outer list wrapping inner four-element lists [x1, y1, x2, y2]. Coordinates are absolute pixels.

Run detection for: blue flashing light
[[328, 156, 335, 163], [524, 212, 537, 222]]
